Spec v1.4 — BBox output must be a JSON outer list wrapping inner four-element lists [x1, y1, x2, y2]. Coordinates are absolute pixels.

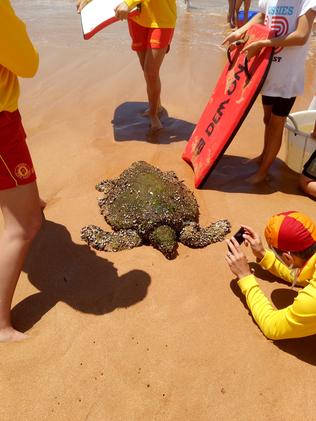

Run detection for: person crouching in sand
[[225, 211, 316, 340], [0, 0, 43, 342], [223, 1, 316, 184]]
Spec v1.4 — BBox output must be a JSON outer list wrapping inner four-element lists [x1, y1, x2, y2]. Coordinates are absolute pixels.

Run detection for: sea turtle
[[81, 161, 231, 259]]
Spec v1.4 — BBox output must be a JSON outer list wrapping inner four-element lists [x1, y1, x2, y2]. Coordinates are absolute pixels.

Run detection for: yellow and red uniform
[[0, 0, 38, 189], [125, 0, 176, 51], [238, 250, 316, 340], [238, 212, 316, 340], [125, 0, 177, 29]]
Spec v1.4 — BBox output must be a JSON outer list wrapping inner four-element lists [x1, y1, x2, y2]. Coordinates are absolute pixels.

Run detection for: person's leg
[[136, 50, 146, 71], [245, 103, 272, 165], [227, 0, 235, 26], [248, 97, 295, 184], [234, 0, 243, 27], [0, 182, 42, 342], [243, 0, 251, 24], [128, 19, 164, 117], [248, 113, 286, 183], [143, 47, 169, 131], [137, 50, 164, 117], [257, 104, 273, 163]]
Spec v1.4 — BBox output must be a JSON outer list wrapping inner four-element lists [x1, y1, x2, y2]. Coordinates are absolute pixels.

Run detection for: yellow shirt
[[125, 0, 177, 28], [238, 250, 316, 340], [0, 0, 39, 112]]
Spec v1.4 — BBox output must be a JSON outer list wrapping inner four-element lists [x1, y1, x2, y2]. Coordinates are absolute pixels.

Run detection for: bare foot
[[150, 115, 163, 132], [142, 106, 164, 117], [247, 172, 270, 184], [0, 327, 28, 343]]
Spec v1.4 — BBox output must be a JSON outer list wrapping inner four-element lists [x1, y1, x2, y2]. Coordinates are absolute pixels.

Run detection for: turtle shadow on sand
[[112, 102, 195, 144], [11, 219, 151, 333]]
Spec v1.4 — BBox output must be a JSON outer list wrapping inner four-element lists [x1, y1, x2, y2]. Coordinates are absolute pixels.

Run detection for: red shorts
[[128, 19, 174, 51], [0, 110, 36, 190]]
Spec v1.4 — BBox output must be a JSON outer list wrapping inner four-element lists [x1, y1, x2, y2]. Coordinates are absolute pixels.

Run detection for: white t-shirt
[[259, 0, 316, 98]]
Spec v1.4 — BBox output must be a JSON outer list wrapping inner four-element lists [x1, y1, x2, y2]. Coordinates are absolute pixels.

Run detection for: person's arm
[[115, 0, 142, 20], [257, 250, 307, 287], [241, 225, 306, 287], [243, 9, 316, 58], [222, 12, 265, 45], [238, 275, 316, 340], [0, 2, 38, 78]]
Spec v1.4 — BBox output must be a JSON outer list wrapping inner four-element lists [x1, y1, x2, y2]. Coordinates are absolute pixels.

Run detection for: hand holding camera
[[225, 232, 251, 280], [241, 225, 265, 261], [225, 225, 266, 280]]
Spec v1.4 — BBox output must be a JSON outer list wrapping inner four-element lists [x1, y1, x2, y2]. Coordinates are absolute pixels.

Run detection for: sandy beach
[[1, 1, 316, 419]]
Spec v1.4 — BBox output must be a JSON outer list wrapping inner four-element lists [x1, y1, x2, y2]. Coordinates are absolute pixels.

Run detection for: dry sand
[[1, 1, 316, 420]]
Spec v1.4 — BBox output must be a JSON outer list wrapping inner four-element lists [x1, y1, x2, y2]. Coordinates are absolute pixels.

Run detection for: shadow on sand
[[12, 219, 151, 332], [112, 101, 195, 144], [202, 154, 302, 196], [230, 268, 316, 366]]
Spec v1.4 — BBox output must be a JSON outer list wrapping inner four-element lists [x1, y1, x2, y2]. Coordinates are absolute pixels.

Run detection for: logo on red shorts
[[15, 163, 32, 179]]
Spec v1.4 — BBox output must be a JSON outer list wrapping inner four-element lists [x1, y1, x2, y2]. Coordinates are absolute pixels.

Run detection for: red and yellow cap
[[264, 211, 316, 252]]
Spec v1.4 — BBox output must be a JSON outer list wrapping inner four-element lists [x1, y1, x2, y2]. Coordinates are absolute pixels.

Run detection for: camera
[[228, 227, 246, 251], [233, 227, 246, 245]]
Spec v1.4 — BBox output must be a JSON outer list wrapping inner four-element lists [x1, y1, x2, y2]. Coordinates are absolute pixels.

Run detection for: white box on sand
[[285, 110, 316, 173]]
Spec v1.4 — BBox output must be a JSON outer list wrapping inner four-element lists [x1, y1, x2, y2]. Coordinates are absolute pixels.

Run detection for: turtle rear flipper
[[149, 225, 178, 259], [81, 225, 142, 252], [179, 219, 231, 248]]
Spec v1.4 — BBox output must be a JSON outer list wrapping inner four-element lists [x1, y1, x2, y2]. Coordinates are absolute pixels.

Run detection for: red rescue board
[[182, 24, 274, 188]]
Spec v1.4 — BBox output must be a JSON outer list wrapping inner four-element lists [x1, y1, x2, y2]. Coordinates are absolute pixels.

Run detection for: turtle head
[[149, 225, 178, 259]]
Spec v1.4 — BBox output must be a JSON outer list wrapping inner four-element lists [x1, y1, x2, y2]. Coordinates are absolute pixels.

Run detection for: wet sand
[[1, 1, 316, 420]]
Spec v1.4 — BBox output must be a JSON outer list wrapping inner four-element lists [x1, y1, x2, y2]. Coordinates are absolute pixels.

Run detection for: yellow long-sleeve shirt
[[238, 250, 316, 340], [0, 0, 39, 112], [125, 0, 176, 28]]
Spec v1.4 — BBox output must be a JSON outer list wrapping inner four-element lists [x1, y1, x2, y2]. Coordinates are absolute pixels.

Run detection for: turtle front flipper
[[179, 219, 231, 248], [148, 225, 178, 259], [95, 180, 115, 194], [81, 225, 142, 252]]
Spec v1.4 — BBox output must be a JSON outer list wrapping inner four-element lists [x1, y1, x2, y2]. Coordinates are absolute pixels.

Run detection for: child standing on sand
[[115, 0, 176, 133], [78, 0, 176, 133], [0, 0, 42, 342], [224, 0, 316, 184]]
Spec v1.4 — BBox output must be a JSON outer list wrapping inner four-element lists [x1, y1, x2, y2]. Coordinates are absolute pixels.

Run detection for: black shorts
[[302, 150, 316, 180], [262, 95, 296, 117]]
